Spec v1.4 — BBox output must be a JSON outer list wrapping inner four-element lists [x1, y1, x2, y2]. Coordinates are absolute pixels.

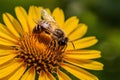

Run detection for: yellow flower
[[0, 6, 103, 80]]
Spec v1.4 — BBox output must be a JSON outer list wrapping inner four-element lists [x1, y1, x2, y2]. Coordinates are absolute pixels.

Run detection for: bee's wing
[[41, 9, 60, 29], [33, 9, 52, 24], [41, 9, 55, 22]]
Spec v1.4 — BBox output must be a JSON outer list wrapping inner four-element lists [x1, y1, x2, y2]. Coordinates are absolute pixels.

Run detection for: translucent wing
[[41, 9, 60, 29], [41, 9, 55, 22]]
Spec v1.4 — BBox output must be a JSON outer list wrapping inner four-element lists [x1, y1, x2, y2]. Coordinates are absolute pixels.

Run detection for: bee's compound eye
[[58, 37, 68, 46]]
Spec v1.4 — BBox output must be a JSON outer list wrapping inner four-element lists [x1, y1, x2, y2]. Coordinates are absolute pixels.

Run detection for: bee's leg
[[45, 40, 54, 55], [58, 44, 68, 53], [53, 40, 58, 51], [48, 39, 55, 49], [48, 39, 53, 49], [57, 46, 64, 53], [58, 45, 62, 51], [51, 40, 58, 51], [62, 45, 67, 53], [49, 39, 58, 52], [63, 44, 67, 51]]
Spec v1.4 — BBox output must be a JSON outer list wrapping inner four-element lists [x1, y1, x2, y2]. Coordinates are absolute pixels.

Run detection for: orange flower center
[[17, 32, 65, 73]]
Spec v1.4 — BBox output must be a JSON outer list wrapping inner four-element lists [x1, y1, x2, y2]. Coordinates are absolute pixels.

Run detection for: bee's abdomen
[[32, 25, 42, 34]]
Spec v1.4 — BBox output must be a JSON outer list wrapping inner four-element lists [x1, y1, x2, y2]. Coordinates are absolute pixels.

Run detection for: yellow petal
[[0, 31, 17, 45], [57, 70, 71, 80], [28, 6, 42, 32], [46, 71, 56, 80], [0, 50, 14, 56], [68, 23, 88, 41], [8, 64, 26, 80], [0, 59, 23, 79], [0, 53, 17, 65], [21, 67, 35, 80], [67, 36, 98, 50], [0, 59, 19, 70], [0, 23, 17, 41], [62, 16, 79, 35], [2, 13, 23, 36], [0, 45, 13, 50], [52, 7, 64, 28], [0, 38, 17, 46], [39, 70, 55, 80], [65, 58, 103, 70], [61, 63, 99, 80], [3, 13, 20, 37], [15, 6, 29, 33], [39, 70, 47, 80], [39, 70, 45, 80], [65, 50, 101, 59]]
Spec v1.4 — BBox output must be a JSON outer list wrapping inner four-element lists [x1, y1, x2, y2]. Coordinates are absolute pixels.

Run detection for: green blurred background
[[0, 0, 120, 80]]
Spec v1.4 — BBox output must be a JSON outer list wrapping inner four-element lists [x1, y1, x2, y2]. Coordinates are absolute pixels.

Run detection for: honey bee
[[32, 9, 69, 51]]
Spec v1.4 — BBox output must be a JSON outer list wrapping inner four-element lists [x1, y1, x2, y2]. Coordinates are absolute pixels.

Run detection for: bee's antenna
[[69, 41, 75, 49]]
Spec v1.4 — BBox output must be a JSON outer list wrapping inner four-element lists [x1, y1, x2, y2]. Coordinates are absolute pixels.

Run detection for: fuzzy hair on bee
[[32, 9, 75, 52]]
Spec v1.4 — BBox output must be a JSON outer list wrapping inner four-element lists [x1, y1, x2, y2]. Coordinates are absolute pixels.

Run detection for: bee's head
[[58, 37, 68, 46]]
